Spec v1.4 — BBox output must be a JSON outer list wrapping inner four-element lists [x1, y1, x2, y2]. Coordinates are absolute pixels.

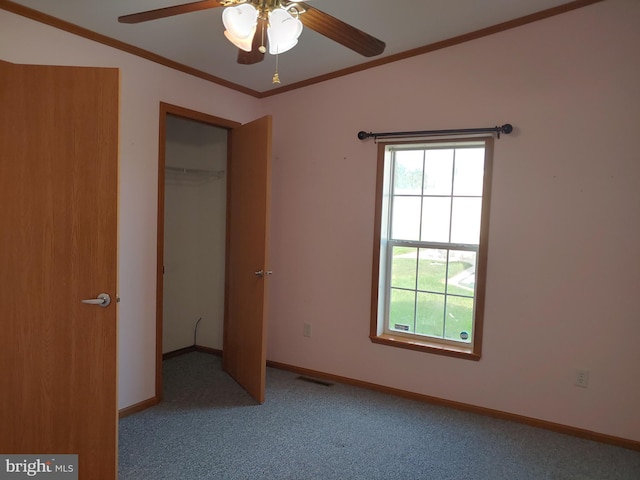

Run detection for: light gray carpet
[[119, 352, 640, 479]]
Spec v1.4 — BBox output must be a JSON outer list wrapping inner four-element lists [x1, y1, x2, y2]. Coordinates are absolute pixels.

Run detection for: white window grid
[[381, 144, 486, 345]]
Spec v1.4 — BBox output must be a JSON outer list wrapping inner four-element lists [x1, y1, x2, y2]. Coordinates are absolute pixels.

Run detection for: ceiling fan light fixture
[[224, 27, 256, 52], [222, 4, 258, 52], [267, 8, 303, 55]]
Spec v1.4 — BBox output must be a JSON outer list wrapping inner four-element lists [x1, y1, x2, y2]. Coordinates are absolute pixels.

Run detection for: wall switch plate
[[303, 322, 312, 338]]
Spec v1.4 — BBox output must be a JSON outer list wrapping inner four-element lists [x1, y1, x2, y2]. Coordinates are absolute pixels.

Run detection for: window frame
[[370, 137, 494, 361]]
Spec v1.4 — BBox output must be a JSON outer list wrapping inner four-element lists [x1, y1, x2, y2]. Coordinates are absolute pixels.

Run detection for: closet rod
[[165, 166, 222, 175]]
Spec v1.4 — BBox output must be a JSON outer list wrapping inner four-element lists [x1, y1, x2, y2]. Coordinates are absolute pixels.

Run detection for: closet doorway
[[156, 103, 241, 398]]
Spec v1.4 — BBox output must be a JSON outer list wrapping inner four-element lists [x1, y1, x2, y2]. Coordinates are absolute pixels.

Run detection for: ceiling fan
[[119, 0, 386, 77]]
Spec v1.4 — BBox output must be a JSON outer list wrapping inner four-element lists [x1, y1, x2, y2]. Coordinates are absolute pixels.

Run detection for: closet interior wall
[[163, 114, 227, 353]]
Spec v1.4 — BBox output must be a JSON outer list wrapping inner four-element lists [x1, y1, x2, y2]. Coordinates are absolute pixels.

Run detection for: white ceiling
[[7, 0, 586, 95]]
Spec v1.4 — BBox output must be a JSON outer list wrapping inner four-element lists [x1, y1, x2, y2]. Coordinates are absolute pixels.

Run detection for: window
[[370, 138, 493, 360]]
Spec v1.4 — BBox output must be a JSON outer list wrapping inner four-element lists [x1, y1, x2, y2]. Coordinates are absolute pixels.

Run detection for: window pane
[[416, 292, 445, 338], [446, 250, 476, 296], [453, 148, 484, 196], [389, 288, 415, 333], [377, 140, 491, 354], [421, 197, 451, 243], [393, 150, 424, 195], [417, 248, 447, 293], [444, 295, 474, 343], [391, 246, 417, 290], [450, 197, 481, 244], [424, 149, 453, 195], [391, 196, 421, 240]]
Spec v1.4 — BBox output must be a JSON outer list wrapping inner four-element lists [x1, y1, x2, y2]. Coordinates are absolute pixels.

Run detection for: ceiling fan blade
[[118, 0, 223, 24], [298, 4, 385, 57], [237, 18, 267, 65]]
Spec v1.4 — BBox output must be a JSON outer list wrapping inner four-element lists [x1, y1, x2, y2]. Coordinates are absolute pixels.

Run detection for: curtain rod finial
[[358, 131, 372, 140]]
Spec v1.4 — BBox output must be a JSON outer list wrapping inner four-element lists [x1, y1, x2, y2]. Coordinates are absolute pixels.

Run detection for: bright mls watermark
[[0, 456, 77, 479]]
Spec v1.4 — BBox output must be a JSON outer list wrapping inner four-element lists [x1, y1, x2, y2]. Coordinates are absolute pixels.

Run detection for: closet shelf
[[165, 166, 225, 185]]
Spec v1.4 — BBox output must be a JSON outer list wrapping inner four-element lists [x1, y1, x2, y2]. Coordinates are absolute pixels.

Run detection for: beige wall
[[262, 0, 640, 442], [2, 0, 639, 442]]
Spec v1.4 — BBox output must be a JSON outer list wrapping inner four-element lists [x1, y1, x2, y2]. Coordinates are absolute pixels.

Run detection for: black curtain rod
[[357, 124, 513, 141]]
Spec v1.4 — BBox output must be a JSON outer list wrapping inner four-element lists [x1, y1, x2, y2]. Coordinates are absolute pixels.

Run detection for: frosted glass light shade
[[222, 4, 258, 52], [267, 8, 303, 54]]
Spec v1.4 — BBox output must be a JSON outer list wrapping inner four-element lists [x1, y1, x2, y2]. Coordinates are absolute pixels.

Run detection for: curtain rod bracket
[[357, 124, 513, 141]]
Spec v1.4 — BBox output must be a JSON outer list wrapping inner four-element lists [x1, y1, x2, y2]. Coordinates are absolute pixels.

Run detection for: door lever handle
[[254, 270, 273, 278], [81, 293, 111, 308]]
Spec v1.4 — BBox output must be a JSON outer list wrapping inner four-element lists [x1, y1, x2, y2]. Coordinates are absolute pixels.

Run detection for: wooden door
[[223, 116, 272, 403], [0, 60, 119, 479]]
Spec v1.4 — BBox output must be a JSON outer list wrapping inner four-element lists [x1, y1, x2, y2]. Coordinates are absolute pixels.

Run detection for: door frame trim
[[156, 102, 241, 400]]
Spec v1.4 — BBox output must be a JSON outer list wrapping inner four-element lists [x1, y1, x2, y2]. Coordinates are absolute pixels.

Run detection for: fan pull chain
[[259, 19, 266, 54], [272, 48, 281, 84]]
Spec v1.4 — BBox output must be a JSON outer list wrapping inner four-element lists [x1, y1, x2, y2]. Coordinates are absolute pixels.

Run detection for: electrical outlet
[[303, 322, 312, 338], [575, 369, 589, 388]]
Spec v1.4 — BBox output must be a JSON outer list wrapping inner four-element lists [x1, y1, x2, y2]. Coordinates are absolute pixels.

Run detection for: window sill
[[370, 333, 481, 361]]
